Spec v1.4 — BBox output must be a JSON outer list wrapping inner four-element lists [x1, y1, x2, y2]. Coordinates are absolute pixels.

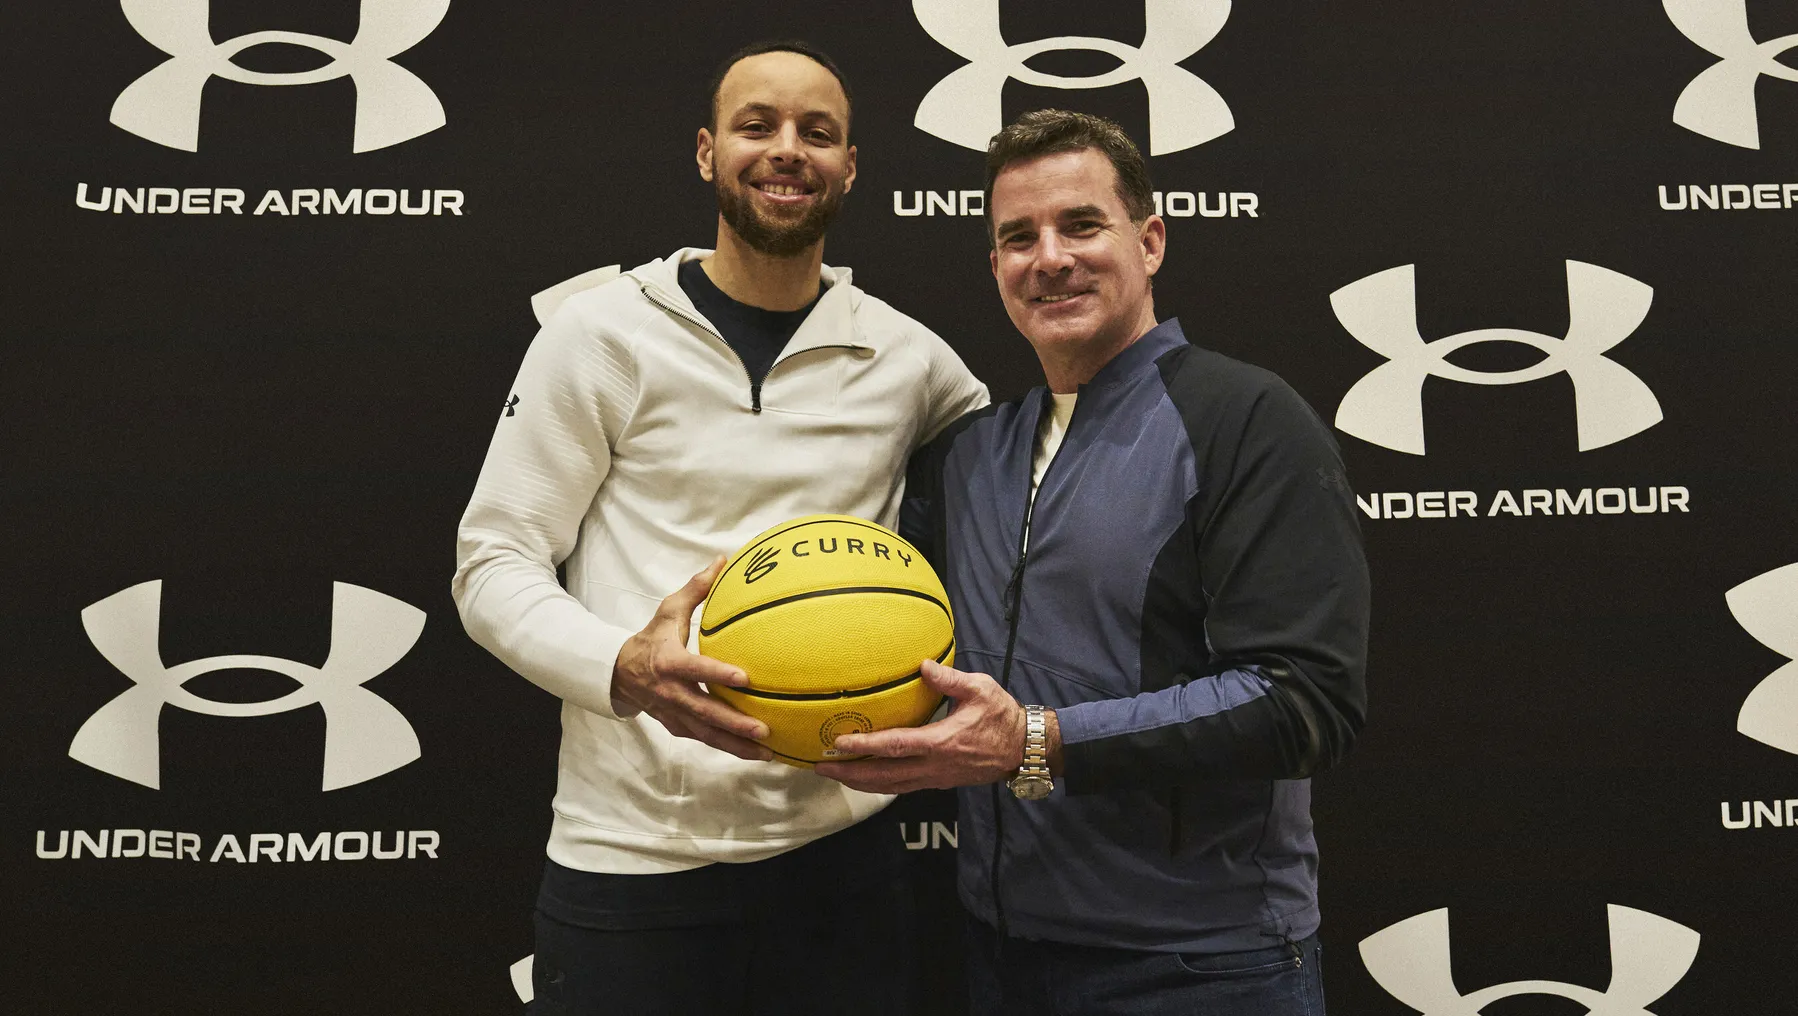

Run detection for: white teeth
[[760, 184, 807, 196], [1038, 293, 1081, 303]]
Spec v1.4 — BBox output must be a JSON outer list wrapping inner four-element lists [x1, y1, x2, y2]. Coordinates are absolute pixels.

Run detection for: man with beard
[[454, 41, 987, 1016]]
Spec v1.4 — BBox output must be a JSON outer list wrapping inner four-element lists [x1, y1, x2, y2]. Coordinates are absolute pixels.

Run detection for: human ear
[[1140, 215, 1167, 277], [696, 128, 715, 182]]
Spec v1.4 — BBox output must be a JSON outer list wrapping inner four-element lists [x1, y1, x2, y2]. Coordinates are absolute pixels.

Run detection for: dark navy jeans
[[965, 914, 1325, 1016]]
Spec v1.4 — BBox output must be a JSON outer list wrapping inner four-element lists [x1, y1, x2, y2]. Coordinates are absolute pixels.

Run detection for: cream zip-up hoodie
[[453, 249, 988, 873]]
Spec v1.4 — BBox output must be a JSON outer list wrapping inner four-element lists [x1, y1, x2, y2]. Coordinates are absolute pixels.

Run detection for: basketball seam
[[723, 641, 956, 700], [698, 585, 950, 637]]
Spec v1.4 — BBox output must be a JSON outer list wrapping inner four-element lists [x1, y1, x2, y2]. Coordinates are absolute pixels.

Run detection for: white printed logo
[[1666, 0, 1798, 149], [1331, 261, 1662, 455], [1361, 905, 1700, 1015], [912, 0, 1233, 155], [110, 0, 450, 152], [71, 580, 424, 790], [1728, 564, 1798, 754]]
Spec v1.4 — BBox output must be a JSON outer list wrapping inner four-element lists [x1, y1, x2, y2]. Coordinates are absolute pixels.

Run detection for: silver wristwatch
[[1008, 704, 1054, 800]]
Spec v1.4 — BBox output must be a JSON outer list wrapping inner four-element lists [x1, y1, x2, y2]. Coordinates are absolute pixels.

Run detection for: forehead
[[716, 51, 848, 120], [991, 148, 1127, 222]]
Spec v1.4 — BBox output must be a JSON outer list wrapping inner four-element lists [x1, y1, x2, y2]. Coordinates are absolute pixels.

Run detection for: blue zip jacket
[[901, 319, 1370, 953]]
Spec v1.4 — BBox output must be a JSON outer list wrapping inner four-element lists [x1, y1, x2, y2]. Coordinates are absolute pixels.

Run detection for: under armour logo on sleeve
[[110, 0, 450, 152], [912, 0, 1234, 155], [1330, 261, 1662, 455]]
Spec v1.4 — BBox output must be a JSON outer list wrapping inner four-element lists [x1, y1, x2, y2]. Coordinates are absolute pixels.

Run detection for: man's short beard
[[714, 171, 845, 257]]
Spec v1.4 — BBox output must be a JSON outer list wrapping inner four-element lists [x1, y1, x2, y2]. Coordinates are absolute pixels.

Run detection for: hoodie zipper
[[641, 282, 863, 414]]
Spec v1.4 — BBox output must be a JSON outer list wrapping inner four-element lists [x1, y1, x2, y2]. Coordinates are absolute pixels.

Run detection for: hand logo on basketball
[[610, 556, 776, 763], [814, 660, 1029, 793]]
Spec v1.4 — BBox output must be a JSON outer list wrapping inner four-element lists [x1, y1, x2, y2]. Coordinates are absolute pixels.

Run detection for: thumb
[[920, 658, 980, 699], [664, 555, 728, 633]]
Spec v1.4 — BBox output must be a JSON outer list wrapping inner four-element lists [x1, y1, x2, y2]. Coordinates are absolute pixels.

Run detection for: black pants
[[529, 874, 916, 1016], [527, 821, 917, 1016]]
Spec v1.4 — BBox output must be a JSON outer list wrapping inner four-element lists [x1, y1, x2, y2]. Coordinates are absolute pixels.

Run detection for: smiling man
[[816, 110, 1370, 1015], [453, 41, 986, 1016]]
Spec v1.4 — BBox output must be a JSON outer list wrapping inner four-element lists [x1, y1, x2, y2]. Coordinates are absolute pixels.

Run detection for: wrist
[[1012, 705, 1063, 774], [1007, 704, 1056, 800], [609, 637, 646, 717]]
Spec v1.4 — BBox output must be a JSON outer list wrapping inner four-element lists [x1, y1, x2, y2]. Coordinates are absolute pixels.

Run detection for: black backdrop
[[5, 1, 1796, 1013]]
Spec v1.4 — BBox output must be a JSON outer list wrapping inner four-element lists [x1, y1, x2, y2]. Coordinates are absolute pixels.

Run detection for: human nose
[[768, 122, 805, 166], [1034, 229, 1076, 275]]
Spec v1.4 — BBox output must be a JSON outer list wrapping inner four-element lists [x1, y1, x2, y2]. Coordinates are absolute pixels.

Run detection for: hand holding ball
[[699, 515, 955, 767]]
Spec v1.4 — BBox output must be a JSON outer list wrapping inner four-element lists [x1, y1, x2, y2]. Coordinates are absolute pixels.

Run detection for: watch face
[[1010, 775, 1053, 800]]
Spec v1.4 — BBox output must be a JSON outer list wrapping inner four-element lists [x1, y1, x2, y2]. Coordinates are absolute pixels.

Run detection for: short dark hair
[[707, 40, 854, 136], [983, 110, 1155, 247]]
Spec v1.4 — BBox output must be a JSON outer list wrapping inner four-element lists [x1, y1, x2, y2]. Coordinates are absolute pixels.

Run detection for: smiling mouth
[[753, 180, 816, 197], [1034, 290, 1092, 304]]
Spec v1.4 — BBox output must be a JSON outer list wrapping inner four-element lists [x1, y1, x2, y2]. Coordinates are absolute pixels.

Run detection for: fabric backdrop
[[5, 1, 1795, 1012]]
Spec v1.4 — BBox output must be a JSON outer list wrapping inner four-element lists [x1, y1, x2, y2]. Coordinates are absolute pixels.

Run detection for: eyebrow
[[994, 204, 1110, 240], [733, 102, 844, 129], [993, 216, 1032, 239]]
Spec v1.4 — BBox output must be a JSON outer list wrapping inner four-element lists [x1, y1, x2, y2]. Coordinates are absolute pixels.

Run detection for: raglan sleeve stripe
[[1058, 375, 1370, 792]]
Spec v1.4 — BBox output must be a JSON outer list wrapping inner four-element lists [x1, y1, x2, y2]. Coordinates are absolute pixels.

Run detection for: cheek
[[714, 146, 755, 178]]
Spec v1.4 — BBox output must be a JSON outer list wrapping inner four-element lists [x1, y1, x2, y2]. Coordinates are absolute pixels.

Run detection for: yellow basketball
[[699, 514, 953, 768]]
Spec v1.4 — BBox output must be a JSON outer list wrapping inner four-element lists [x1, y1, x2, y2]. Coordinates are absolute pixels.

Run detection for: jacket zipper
[[990, 484, 1036, 947], [989, 389, 1066, 947], [640, 283, 862, 414]]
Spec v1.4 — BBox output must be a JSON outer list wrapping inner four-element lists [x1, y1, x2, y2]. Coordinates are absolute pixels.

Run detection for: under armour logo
[[503, 394, 519, 417], [1360, 905, 1700, 1016], [1728, 563, 1798, 754], [743, 547, 780, 584], [1331, 261, 1662, 455], [913, 0, 1234, 155], [71, 580, 424, 790], [110, 0, 451, 153], [1666, 0, 1798, 149]]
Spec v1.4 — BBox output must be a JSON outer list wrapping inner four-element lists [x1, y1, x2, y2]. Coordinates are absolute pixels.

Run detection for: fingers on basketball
[[684, 688, 769, 741], [697, 516, 953, 768]]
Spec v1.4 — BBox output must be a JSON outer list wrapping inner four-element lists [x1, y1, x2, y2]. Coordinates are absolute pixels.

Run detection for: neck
[[702, 220, 824, 311], [1039, 301, 1160, 393]]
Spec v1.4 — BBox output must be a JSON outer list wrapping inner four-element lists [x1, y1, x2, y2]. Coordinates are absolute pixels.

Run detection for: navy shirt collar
[[1081, 318, 1189, 391]]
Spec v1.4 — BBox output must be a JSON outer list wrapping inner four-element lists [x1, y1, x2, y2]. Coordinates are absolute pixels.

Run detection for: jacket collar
[[628, 248, 865, 358], [1080, 318, 1189, 392]]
